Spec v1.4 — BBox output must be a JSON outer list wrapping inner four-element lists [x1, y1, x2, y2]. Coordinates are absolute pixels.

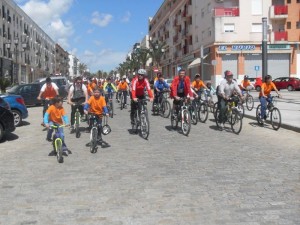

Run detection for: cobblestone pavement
[[0, 100, 299, 225]]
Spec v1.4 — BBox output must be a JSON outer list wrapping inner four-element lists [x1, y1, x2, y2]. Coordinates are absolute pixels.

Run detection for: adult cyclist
[[170, 69, 193, 116], [153, 73, 170, 110], [37, 77, 59, 126], [217, 70, 243, 129], [67, 76, 89, 133], [130, 69, 153, 124]]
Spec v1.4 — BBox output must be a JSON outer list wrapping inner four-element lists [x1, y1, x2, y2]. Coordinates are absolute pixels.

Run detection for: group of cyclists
[[38, 68, 282, 156]]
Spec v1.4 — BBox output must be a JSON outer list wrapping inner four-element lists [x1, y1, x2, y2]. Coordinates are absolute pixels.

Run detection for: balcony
[[269, 5, 288, 19], [274, 31, 288, 41], [214, 7, 239, 17], [173, 35, 178, 43]]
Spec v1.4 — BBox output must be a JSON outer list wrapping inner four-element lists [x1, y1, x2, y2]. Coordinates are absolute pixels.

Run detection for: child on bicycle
[[43, 96, 70, 156], [84, 88, 109, 141]]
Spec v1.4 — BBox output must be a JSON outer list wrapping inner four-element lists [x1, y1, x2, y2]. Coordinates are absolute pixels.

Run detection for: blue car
[[0, 95, 28, 127]]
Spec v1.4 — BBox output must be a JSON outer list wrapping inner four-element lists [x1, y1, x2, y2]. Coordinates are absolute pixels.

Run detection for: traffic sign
[[255, 66, 260, 71]]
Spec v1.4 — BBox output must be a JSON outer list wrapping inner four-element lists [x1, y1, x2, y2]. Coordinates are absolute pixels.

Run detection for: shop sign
[[267, 44, 290, 50], [231, 45, 255, 51]]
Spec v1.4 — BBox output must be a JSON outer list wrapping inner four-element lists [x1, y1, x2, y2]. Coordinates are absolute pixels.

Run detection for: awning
[[188, 58, 201, 68]]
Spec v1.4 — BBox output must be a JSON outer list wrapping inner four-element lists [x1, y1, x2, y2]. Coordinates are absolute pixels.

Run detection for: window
[[224, 23, 235, 32], [252, 23, 262, 32], [251, 0, 262, 15], [287, 22, 291, 29], [296, 21, 300, 29], [287, 0, 291, 3], [201, 8, 204, 18]]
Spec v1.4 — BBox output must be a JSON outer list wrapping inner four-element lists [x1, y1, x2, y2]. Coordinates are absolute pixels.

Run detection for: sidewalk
[[243, 90, 300, 132]]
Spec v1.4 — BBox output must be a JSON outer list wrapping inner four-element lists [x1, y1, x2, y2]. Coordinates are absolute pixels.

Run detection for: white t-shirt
[[41, 82, 59, 92]]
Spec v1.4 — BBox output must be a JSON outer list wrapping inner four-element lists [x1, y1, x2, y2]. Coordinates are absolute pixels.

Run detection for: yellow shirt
[[87, 96, 107, 116]]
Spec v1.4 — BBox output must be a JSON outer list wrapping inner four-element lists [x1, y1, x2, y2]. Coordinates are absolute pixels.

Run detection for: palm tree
[[136, 48, 150, 69], [0, 78, 11, 93], [149, 40, 165, 69], [78, 63, 88, 75]]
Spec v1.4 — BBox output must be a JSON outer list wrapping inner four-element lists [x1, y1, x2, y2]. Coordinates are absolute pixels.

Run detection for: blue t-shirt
[[154, 80, 169, 91]]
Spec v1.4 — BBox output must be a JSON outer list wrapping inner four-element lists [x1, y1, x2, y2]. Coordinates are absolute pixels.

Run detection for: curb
[[243, 113, 300, 133]]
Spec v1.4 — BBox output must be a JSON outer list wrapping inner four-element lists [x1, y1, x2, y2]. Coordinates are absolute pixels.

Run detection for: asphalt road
[[0, 99, 299, 225]]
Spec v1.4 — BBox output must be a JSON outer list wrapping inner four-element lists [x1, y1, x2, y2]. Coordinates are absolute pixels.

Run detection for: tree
[[78, 63, 88, 75], [0, 78, 11, 93], [149, 40, 165, 69], [136, 48, 150, 69]]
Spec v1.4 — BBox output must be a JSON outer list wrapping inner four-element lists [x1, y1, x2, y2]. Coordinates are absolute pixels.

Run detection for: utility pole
[[262, 17, 268, 81]]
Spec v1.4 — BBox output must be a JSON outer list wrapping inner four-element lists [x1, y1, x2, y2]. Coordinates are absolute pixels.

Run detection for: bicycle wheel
[[215, 108, 221, 128], [189, 105, 198, 125], [170, 109, 178, 129], [55, 138, 63, 163], [90, 127, 98, 153], [181, 109, 191, 136], [256, 104, 263, 125], [161, 100, 171, 118], [140, 112, 150, 139], [231, 109, 242, 134], [246, 95, 254, 111], [237, 103, 245, 119], [270, 107, 281, 130], [213, 102, 218, 119], [75, 111, 81, 138], [110, 101, 114, 118], [132, 111, 139, 133], [208, 98, 214, 113], [198, 103, 208, 123], [120, 94, 124, 110]]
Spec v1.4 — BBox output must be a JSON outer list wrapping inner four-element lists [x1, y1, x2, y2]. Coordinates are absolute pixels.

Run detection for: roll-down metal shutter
[[267, 53, 290, 79], [244, 54, 262, 78], [222, 54, 238, 78]]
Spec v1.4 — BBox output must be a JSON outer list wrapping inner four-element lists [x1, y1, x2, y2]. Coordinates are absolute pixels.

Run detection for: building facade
[[0, 0, 57, 84], [68, 54, 79, 80], [55, 44, 69, 77], [149, 0, 300, 86]]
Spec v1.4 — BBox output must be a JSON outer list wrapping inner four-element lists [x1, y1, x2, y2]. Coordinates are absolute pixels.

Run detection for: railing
[[214, 7, 239, 17], [274, 31, 288, 41]]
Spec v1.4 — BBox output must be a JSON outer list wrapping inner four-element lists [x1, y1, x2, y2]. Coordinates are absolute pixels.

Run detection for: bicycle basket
[[102, 125, 111, 135]]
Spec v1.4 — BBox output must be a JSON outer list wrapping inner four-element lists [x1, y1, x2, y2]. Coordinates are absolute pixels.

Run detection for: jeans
[[118, 91, 128, 105], [217, 98, 227, 124], [130, 96, 145, 122], [47, 122, 67, 147], [259, 95, 272, 119]]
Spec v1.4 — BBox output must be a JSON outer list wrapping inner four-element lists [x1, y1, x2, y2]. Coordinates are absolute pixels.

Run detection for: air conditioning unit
[[216, 0, 224, 3]]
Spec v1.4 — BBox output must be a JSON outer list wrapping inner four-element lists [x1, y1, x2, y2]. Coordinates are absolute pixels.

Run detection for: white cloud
[[87, 29, 94, 34], [91, 11, 113, 27], [121, 11, 131, 23], [93, 40, 102, 46], [19, 0, 74, 49], [80, 49, 127, 72]]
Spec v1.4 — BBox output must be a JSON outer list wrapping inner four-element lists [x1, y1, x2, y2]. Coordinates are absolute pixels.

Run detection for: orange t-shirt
[[118, 82, 128, 90], [192, 80, 205, 89], [42, 85, 57, 99], [260, 82, 276, 97], [87, 83, 96, 96], [46, 105, 66, 125], [241, 80, 251, 88], [87, 95, 107, 116]]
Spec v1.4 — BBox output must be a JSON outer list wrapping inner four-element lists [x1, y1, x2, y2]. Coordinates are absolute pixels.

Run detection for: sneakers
[[62, 147, 69, 156], [41, 122, 45, 127], [46, 138, 52, 142]]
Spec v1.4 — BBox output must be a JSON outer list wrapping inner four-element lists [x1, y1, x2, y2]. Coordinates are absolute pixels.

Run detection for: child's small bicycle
[[50, 124, 67, 163]]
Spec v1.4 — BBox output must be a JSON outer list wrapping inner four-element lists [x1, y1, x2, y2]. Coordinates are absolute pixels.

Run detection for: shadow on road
[[0, 132, 19, 143], [165, 125, 174, 131], [20, 121, 31, 127]]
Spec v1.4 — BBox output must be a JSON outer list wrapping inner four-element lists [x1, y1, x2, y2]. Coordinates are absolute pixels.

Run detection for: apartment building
[[68, 54, 79, 80], [149, 0, 300, 86], [55, 44, 69, 76]]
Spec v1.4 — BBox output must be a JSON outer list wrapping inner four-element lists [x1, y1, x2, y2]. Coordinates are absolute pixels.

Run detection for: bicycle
[[50, 124, 67, 163], [105, 92, 114, 118], [118, 90, 127, 110], [132, 99, 150, 139], [242, 89, 254, 111], [215, 98, 243, 134], [194, 95, 209, 123], [170, 97, 191, 136], [71, 102, 84, 138], [153, 89, 171, 118], [88, 114, 110, 153], [256, 96, 281, 130], [202, 89, 215, 113]]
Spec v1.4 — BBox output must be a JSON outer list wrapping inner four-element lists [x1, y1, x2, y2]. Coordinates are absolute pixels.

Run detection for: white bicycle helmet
[[137, 69, 147, 75], [122, 75, 127, 79]]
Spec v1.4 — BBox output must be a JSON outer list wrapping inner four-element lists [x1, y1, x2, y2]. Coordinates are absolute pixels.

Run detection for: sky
[[15, 0, 164, 73]]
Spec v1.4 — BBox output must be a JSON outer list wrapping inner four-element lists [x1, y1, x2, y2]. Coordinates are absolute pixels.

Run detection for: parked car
[[164, 79, 173, 86], [0, 95, 28, 127], [272, 77, 300, 91], [254, 77, 263, 91], [6, 81, 67, 105], [0, 105, 15, 141], [34, 76, 69, 98]]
